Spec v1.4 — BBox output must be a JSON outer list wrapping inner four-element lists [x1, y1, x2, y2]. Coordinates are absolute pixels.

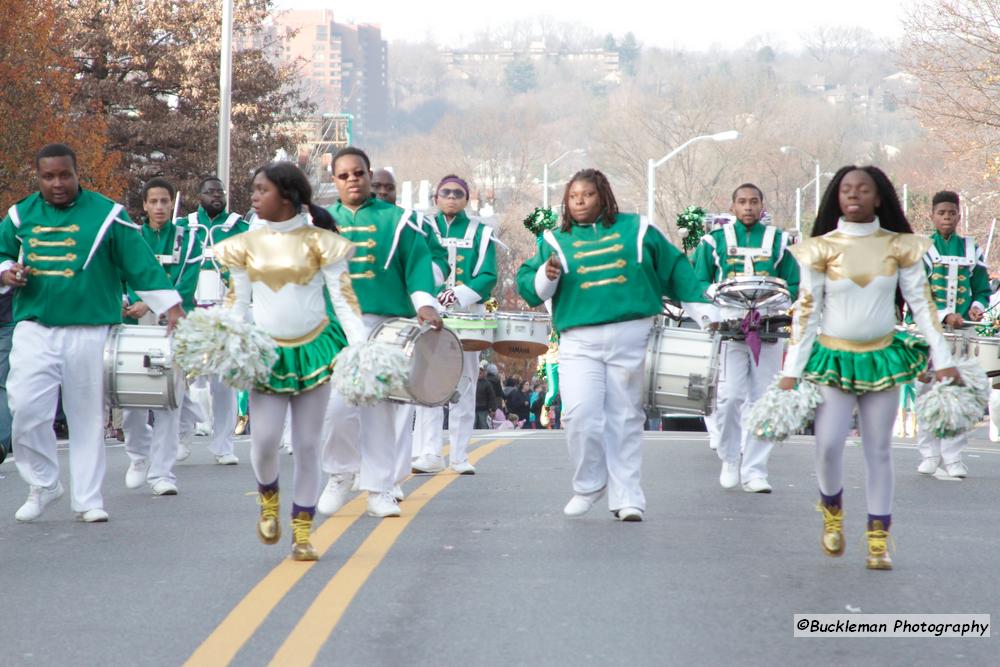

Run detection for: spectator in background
[[506, 381, 529, 420], [475, 366, 497, 429], [528, 382, 546, 429], [486, 363, 504, 412]]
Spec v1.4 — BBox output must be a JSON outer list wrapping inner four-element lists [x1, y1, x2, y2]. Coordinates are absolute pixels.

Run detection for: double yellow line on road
[[185, 438, 511, 667]]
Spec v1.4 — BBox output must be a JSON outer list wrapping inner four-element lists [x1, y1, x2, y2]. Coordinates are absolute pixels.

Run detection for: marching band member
[[318, 147, 443, 519], [177, 176, 249, 466], [779, 165, 958, 570], [412, 175, 497, 475], [914, 191, 989, 478], [692, 185, 799, 493], [121, 177, 202, 496], [213, 162, 365, 561], [517, 169, 715, 521], [0, 144, 183, 523]]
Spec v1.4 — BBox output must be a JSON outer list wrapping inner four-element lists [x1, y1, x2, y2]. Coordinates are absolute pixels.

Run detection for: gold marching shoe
[[256, 490, 281, 545], [865, 521, 893, 570], [234, 415, 249, 436], [817, 502, 845, 557], [291, 511, 318, 561]]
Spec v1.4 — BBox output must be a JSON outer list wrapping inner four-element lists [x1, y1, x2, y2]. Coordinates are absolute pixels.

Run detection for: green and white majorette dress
[[213, 214, 366, 394], [782, 219, 955, 393]]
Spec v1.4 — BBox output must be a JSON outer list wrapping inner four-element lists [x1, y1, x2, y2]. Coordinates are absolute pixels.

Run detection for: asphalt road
[[0, 429, 996, 666]]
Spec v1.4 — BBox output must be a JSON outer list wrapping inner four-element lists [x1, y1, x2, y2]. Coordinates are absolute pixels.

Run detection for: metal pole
[[217, 0, 234, 207], [646, 158, 656, 226], [986, 218, 997, 263], [542, 162, 549, 209], [902, 184, 908, 215], [795, 187, 802, 233], [814, 161, 821, 215]]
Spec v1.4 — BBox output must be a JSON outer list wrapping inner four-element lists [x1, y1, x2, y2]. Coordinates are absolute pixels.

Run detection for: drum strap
[[441, 219, 478, 288], [723, 224, 774, 275], [928, 239, 977, 312]]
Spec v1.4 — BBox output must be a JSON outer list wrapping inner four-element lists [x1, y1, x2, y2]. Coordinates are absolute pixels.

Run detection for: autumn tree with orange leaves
[[0, 0, 123, 208]]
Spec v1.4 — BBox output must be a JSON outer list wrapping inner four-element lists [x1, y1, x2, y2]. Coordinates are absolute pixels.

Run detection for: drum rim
[[494, 311, 552, 323], [371, 318, 465, 406]]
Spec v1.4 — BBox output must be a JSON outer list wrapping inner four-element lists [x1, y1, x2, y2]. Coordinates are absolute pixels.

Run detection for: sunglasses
[[335, 169, 368, 181], [437, 188, 467, 199]]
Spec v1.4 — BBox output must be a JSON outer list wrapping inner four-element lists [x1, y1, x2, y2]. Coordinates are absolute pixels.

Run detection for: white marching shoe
[[125, 459, 149, 489], [176, 442, 191, 462], [563, 486, 607, 517], [719, 461, 741, 489], [15, 482, 65, 522], [77, 508, 109, 523], [616, 507, 644, 522], [450, 460, 476, 475], [367, 491, 401, 518], [917, 456, 941, 475], [943, 461, 968, 478], [215, 453, 239, 465], [742, 477, 772, 494], [412, 453, 445, 473], [318, 473, 355, 515], [151, 479, 178, 496]]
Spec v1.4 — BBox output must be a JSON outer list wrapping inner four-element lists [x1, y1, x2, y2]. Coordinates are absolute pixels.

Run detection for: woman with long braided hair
[[517, 169, 716, 521]]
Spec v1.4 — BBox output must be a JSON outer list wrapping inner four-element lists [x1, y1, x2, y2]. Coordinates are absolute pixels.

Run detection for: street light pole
[[795, 187, 802, 233], [217, 0, 234, 207], [814, 160, 821, 215], [646, 130, 739, 226]]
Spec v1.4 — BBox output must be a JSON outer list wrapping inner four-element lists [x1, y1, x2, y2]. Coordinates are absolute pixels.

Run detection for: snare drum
[[368, 318, 465, 406], [104, 325, 184, 409], [493, 312, 551, 358], [643, 324, 720, 416], [953, 334, 1000, 378], [442, 313, 496, 351], [195, 268, 226, 307], [714, 275, 789, 310]]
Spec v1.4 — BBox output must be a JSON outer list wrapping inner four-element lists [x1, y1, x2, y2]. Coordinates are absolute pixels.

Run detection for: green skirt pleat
[[802, 331, 929, 395]]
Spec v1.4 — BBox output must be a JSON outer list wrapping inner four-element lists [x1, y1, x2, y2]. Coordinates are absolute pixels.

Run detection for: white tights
[[813, 386, 898, 516], [250, 383, 330, 508]]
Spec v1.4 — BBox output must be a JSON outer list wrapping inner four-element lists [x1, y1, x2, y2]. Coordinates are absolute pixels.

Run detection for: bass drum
[[104, 325, 184, 409], [643, 323, 719, 416], [368, 318, 465, 406]]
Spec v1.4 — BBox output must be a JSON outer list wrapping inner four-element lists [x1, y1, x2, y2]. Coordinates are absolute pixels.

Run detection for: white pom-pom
[[332, 342, 411, 406], [173, 309, 277, 390], [916, 356, 989, 439], [743, 380, 823, 442]]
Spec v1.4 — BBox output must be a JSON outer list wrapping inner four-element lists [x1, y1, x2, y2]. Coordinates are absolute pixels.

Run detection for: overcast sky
[[276, 0, 909, 50]]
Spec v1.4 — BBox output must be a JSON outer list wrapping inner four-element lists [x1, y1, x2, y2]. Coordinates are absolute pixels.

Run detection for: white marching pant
[[412, 350, 478, 464], [208, 375, 237, 456], [715, 339, 782, 482], [915, 379, 967, 464], [813, 386, 898, 515], [321, 313, 414, 492], [559, 318, 652, 512], [250, 383, 329, 507], [412, 405, 443, 458], [179, 384, 205, 441], [8, 322, 109, 512], [122, 381, 186, 485]]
